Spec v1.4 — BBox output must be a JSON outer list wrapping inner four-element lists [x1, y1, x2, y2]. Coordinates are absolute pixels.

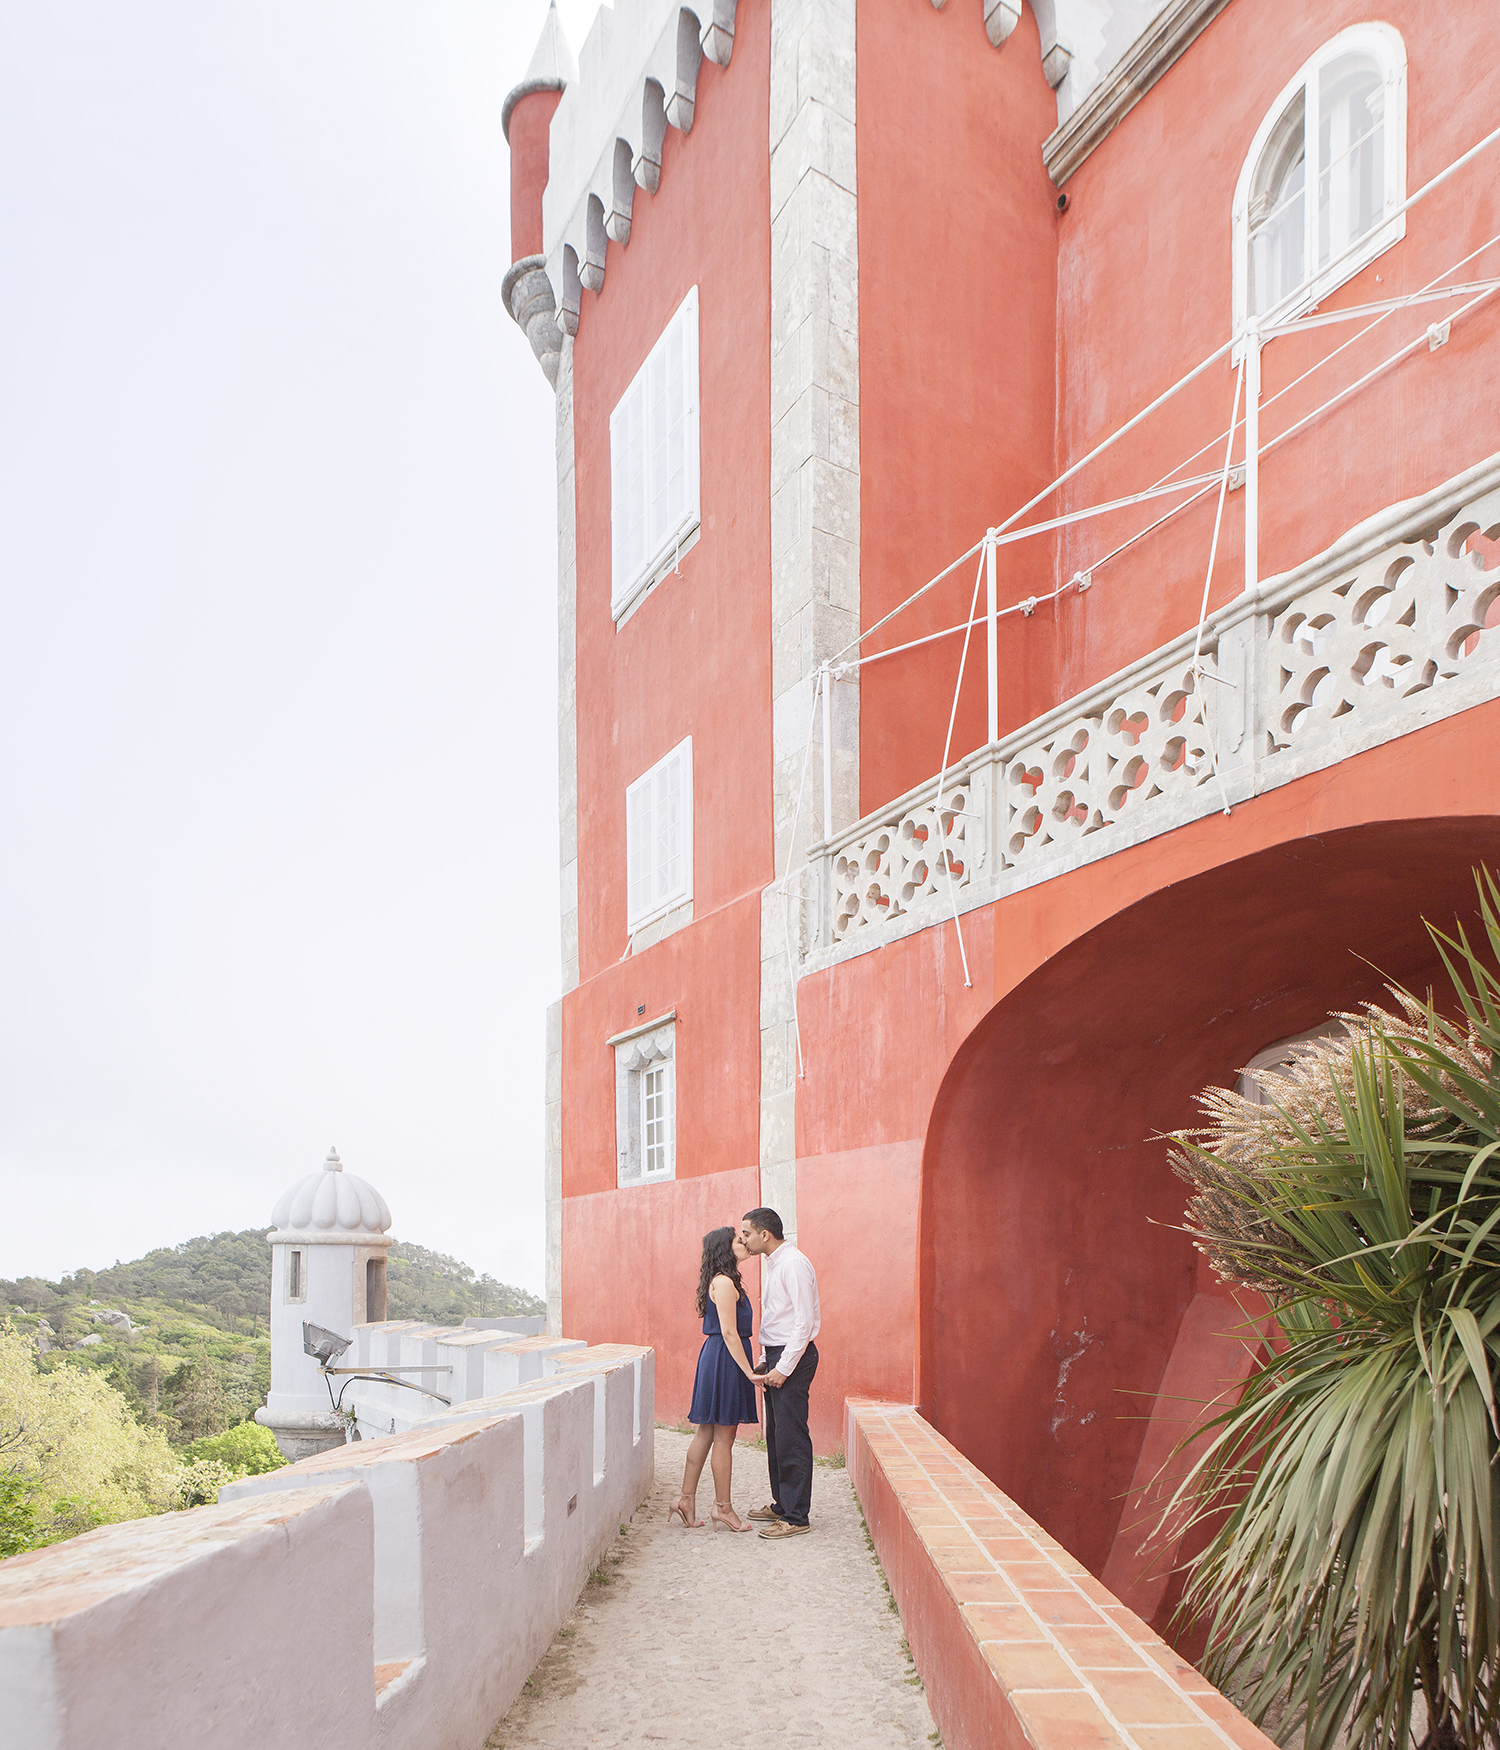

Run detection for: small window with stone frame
[[613, 1019, 676, 1186]]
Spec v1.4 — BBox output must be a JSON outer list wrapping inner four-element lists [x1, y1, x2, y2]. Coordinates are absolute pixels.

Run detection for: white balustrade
[[1002, 657, 1219, 870], [810, 464, 1500, 959], [1267, 504, 1500, 748], [831, 785, 983, 939]]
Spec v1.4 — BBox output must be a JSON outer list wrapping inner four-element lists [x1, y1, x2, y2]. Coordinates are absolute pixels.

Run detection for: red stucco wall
[[557, 3, 773, 1414], [795, 699, 1500, 1574], [851, 0, 1500, 824], [567, 14, 772, 983], [540, 0, 1500, 1584], [508, 89, 560, 264], [1048, 0, 1500, 706], [856, 0, 1061, 809]]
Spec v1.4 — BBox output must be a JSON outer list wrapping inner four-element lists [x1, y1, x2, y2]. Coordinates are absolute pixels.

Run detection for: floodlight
[[302, 1322, 352, 1366]]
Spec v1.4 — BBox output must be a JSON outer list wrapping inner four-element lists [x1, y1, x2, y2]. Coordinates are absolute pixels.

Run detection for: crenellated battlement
[[502, 0, 1220, 375], [537, 0, 741, 343]]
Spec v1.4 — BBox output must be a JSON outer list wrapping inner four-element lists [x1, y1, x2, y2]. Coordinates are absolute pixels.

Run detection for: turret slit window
[[286, 1248, 305, 1304], [610, 287, 700, 622], [1233, 26, 1405, 331], [626, 736, 692, 933], [613, 1019, 677, 1185], [365, 1257, 387, 1322]]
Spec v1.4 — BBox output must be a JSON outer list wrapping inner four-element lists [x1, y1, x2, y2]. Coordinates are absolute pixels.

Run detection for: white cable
[[982, 473, 1221, 554], [1051, 233, 1500, 608], [1191, 357, 1244, 678], [848, 580, 1075, 669], [1260, 275, 1500, 339], [829, 539, 985, 672], [933, 550, 985, 990], [1190, 357, 1245, 818], [1261, 281, 1500, 463], [828, 132, 1500, 677], [1155, 233, 1500, 493]]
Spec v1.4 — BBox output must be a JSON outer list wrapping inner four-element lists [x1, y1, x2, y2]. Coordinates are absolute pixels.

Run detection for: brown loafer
[[746, 1503, 784, 1522], [758, 1519, 810, 1539]]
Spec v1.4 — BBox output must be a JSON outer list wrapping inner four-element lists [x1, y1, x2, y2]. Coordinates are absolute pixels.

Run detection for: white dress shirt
[[758, 1241, 820, 1378]]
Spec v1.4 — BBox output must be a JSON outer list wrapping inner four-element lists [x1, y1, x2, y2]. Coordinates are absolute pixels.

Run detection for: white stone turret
[[255, 1147, 394, 1459]]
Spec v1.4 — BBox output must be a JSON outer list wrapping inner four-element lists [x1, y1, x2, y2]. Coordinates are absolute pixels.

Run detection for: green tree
[[0, 1322, 183, 1544], [0, 1471, 39, 1559], [1167, 873, 1500, 1750], [182, 1420, 285, 1476], [386, 1242, 543, 1322], [166, 1345, 233, 1443]]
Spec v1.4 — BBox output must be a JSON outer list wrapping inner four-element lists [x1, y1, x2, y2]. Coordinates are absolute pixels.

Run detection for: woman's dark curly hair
[[695, 1226, 747, 1316]]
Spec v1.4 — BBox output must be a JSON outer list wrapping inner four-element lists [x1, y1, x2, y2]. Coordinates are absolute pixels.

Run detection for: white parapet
[[0, 1484, 375, 1750], [343, 1323, 588, 1439], [0, 1345, 655, 1750]]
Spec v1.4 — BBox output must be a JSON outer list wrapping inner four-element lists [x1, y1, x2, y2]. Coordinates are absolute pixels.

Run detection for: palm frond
[[1161, 871, 1500, 1750]]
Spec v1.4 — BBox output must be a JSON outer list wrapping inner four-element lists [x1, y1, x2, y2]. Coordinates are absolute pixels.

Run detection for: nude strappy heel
[[710, 1501, 752, 1533], [667, 1494, 703, 1526]]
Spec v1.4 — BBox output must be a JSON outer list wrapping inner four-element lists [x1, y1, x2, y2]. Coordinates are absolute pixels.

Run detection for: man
[[739, 1206, 820, 1540]]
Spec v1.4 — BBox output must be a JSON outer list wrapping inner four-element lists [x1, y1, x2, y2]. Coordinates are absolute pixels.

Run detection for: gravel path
[[487, 1427, 938, 1750]]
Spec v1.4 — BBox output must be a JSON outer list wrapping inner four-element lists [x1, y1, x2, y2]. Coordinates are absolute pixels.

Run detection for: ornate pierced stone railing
[[806, 456, 1500, 964]]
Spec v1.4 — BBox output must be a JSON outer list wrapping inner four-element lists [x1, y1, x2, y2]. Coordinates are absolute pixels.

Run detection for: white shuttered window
[[610, 287, 700, 620], [625, 736, 693, 933]]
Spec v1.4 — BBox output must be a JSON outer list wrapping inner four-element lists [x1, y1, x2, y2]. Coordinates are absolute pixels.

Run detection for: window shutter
[[610, 288, 699, 618], [648, 312, 687, 556], [626, 775, 646, 926], [610, 378, 646, 610], [655, 745, 683, 907], [625, 737, 693, 933]]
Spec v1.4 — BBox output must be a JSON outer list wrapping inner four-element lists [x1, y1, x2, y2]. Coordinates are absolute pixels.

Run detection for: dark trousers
[[763, 1341, 818, 1526]]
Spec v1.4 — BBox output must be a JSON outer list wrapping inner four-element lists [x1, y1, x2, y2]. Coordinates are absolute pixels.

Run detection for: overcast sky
[[1, 1, 602, 1293]]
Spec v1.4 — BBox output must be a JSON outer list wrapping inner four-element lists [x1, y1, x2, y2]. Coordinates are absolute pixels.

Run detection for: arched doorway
[[918, 817, 1500, 1636]]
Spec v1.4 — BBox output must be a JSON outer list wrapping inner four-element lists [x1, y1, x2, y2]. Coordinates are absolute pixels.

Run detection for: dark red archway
[[918, 817, 1500, 1635]]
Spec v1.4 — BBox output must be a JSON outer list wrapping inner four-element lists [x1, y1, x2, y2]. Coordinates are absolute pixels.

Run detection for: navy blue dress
[[688, 1286, 759, 1427]]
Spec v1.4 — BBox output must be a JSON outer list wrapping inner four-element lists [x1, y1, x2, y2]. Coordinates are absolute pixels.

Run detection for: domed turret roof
[[270, 1148, 392, 1239]]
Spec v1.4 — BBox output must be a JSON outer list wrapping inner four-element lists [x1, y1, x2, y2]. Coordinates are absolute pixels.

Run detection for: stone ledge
[[1042, 0, 1235, 186], [846, 1400, 1275, 1750]]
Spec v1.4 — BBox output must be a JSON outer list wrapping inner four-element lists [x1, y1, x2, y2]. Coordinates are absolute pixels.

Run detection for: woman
[[669, 1226, 762, 1532]]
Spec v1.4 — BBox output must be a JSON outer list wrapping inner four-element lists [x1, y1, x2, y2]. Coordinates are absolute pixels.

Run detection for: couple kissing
[[668, 1207, 821, 1538]]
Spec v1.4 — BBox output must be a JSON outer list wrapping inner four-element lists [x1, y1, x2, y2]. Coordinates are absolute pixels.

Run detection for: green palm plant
[[1165, 871, 1500, 1750]]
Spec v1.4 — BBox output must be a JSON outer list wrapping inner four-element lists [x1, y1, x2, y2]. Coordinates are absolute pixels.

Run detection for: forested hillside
[[1, 1230, 544, 1553], [1, 1230, 543, 1446], [385, 1241, 544, 1323]]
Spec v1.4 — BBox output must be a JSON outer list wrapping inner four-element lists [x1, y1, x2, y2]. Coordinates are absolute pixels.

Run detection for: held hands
[[762, 1369, 787, 1389]]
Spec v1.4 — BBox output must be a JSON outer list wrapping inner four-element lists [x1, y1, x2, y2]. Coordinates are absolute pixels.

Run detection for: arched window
[[1233, 25, 1406, 331]]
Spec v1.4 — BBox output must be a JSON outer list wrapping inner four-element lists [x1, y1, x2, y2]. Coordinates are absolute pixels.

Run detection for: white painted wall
[[0, 1345, 655, 1750], [0, 1484, 375, 1750]]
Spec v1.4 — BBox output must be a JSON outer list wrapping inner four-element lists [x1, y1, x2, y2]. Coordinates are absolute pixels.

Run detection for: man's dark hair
[[743, 1207, 784, 1241]]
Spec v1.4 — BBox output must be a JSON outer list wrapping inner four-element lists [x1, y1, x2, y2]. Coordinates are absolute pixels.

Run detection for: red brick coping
[[846, 1401, 1276, 1750]]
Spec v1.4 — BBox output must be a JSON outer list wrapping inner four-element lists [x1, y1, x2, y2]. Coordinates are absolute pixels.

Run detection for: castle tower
[[255, 1147, 393, 1460], [500, 0, 574, 385]]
